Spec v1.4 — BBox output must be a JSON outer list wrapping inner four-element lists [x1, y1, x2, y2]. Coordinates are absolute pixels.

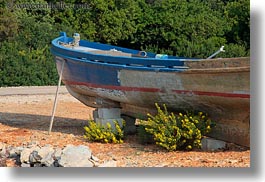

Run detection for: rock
[[29, 151, 41, 163], [41, 152, 54, 167], [58, 145, 94, 167], [20, 145, 40, 164], [26, 145, 55, 167], [21, 163, 31, 167], [33, 163, 43, 167], [201, 137, 226, 151], [90, 155, 100, 167], [91, 155, 99, 162], [38, 146, 55, 166], [53, 160, 60, 167], [3, 143, 102, 167], [53, 148, 62, 160], [9, 146, 24, 158], [20, 148, 32, 163]]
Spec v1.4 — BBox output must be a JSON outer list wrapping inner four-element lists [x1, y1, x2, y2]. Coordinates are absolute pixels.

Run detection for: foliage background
[[0, 0, 250, 86]]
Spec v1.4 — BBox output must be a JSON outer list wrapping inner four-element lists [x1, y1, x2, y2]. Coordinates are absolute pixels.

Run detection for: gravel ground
[[0, 92, 250, 167]]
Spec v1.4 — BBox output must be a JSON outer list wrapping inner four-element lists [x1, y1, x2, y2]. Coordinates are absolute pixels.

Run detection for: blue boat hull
[[51, 33, 250, 147]]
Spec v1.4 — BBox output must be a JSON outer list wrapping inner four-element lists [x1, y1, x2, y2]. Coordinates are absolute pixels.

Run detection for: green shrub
[[84, 120, 125, 144], [138, 103, 215, 151]]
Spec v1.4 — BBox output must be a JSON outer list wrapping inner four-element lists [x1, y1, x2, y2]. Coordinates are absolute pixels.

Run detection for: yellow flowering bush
[[138, 103, 215, 151], [84, 120, 125, 144]]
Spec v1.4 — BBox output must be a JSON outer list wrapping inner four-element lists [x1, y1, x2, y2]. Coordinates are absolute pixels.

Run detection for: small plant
[[138, 103, 215, 151], [84, 120, 125, 144]]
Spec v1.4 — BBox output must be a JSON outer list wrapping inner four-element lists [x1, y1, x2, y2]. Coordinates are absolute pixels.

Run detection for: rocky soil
[[0, 92, 250, 167]]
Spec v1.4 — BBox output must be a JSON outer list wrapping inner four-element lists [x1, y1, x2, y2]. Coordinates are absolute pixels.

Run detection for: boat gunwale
[[51, 35, 195, 62], [53, 34, 195, 59], [52, 50, 250, 73], [51, 33, 250, 72]]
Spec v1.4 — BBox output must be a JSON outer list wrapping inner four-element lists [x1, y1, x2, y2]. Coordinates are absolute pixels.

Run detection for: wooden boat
[[51, 32, 250, 147]]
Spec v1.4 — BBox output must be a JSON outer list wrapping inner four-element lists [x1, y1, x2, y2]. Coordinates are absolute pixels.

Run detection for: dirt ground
[[0, 93, 250, 167]]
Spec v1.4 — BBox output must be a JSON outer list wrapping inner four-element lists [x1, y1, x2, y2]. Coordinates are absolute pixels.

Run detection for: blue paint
[[51, 32, 198, 72], [60, 57, 120, 86], [51, 32, 197, 87]]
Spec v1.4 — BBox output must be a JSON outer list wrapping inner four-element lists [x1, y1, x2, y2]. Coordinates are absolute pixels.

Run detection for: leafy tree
[[224, 0, 250, 50], [130, 0, 231, 58], [0, 7, 18, 41], [0, 0, 250, 87]]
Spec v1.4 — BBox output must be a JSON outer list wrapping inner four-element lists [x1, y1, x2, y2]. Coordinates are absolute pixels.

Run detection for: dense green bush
[[0, 0, 250, 86], [84, 120, 125, 144], [138, 103, 215, 151]]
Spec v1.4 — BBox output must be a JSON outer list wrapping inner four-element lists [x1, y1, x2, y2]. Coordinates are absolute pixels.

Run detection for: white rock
[[58, 145, 93, 167]]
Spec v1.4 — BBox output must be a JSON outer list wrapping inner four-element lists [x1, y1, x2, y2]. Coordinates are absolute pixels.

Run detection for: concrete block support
[[95, 118, 123, 129], [93, 108, 123, 129], [97, 108, 121, 119]]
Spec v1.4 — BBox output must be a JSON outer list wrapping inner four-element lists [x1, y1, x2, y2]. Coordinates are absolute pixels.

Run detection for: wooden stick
[[48, 60, 65, 135]]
